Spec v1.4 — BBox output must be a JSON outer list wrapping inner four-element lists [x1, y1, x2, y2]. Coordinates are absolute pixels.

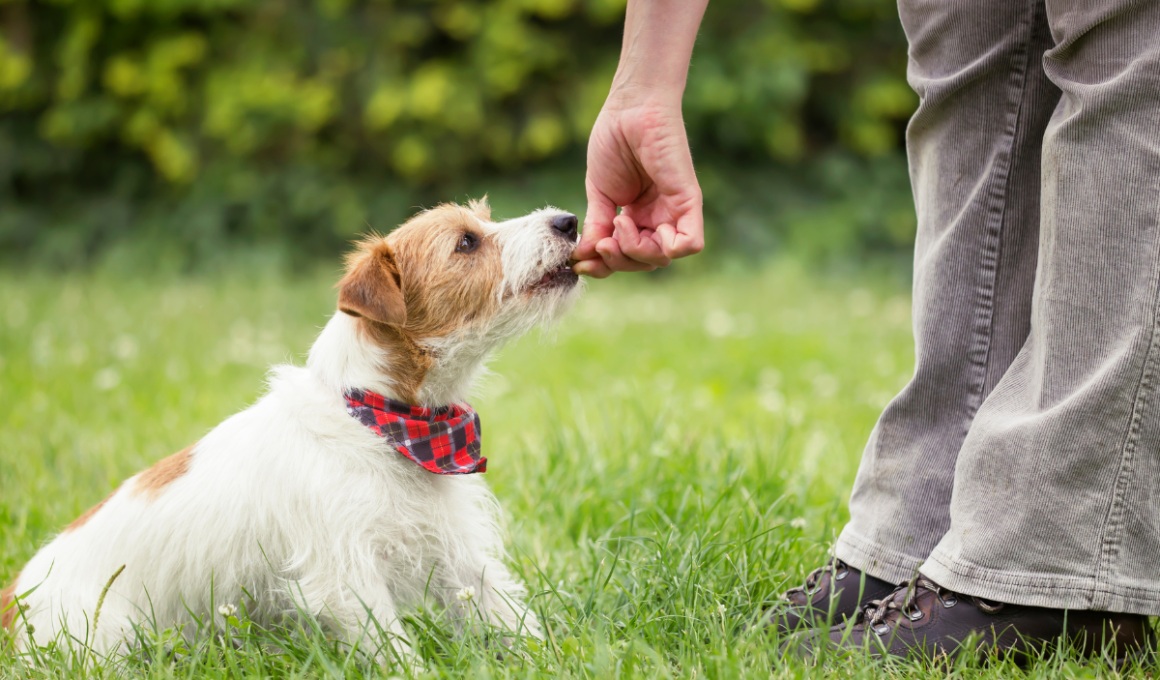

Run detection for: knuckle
[[681, 241, 705, 257]]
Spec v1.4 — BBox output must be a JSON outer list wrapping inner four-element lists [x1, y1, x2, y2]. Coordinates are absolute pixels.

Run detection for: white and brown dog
[[1, 200, 582, 659]]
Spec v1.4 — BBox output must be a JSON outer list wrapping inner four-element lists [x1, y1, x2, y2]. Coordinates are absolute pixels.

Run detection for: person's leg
[[921, 0, 1160, 615], [833, 0, 1060, 584], [785, 1, 1160, 659]]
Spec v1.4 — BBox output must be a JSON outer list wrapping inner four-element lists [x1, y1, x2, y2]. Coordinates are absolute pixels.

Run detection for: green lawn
[[0, 262, 1137, 678]]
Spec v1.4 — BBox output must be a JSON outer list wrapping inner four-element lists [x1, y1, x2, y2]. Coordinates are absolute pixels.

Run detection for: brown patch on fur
[[132, 444, 195, 499], [1, 573, 19, 632], [352, 321, 434, 403], [66, 488, 118, 532], [341, 203, 505, 401], [388, 204, 504, 337], [337, 239, 407, 327]]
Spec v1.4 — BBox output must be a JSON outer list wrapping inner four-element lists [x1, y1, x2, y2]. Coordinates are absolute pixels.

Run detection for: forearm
[[611, 0, 709, 104]]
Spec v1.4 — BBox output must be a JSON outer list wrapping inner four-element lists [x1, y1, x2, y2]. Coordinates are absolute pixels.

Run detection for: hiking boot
[[768, 558, 897, 634], [784, 576, 1155, 666]]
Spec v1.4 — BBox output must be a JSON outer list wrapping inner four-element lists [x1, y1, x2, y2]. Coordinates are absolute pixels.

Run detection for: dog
[[0, 199, 583, 660]]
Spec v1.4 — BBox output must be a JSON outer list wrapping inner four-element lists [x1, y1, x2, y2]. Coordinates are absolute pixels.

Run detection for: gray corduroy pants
[[834, 0, 1160, 615]]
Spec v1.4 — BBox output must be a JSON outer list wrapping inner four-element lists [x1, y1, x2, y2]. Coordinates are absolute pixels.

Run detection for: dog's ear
[[337, 241, 406, 327]]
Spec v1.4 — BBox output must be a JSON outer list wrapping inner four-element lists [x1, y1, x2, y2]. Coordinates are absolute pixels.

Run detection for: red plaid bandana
[[343, 388, 486, 475]]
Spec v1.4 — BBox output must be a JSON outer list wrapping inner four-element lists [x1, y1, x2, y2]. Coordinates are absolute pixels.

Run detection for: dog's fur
[[2, 200, 582, 658]]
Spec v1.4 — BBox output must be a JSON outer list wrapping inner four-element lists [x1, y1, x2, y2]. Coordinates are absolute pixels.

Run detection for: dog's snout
[[551, 214, 578, 242]]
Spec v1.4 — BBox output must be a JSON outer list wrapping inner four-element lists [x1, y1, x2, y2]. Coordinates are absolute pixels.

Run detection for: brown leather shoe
[[785, 576, 1155, 666], [768, 558, 897, 634]]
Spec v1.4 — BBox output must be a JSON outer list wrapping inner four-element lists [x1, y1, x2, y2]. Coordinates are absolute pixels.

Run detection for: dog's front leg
[[289, 576, 417, 669], [346, 594, 415, 669], [441, 558, 542, 645]]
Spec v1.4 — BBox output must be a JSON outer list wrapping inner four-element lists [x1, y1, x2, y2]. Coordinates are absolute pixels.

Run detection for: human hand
[[573, 96, 704, 278]]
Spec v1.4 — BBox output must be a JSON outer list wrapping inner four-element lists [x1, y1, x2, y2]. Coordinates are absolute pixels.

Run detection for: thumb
[[576, 185, 617, 260]]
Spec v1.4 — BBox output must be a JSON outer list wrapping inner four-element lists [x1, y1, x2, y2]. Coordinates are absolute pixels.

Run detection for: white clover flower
[[456, 586, 475, 602], [790, 517, 808, 530], [217, 603, 238, 617]]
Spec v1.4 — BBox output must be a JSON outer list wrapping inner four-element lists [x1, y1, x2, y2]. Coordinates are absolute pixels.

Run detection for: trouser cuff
[[921, 549, 1160, 616], [833, 525, 925, 586]]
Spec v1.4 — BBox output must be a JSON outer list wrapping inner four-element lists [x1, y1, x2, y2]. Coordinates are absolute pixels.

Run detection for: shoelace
[[784, 559, 849, 600], [859, 577, 1003, 634]]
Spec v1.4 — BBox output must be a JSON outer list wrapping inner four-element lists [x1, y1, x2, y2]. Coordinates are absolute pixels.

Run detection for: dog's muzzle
[[551, 213, 579, 243]]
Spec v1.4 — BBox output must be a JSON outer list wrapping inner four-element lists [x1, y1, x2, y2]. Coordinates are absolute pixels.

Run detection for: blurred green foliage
[[0, 0, 916, 267]]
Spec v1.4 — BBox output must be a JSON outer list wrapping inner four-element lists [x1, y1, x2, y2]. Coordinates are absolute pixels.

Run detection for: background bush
[[0, 0, 917, 268]]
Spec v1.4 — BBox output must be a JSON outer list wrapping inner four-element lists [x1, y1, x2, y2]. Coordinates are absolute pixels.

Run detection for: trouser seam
[[853, 1, 1042, 562], [1093, 152, 1160, 609], [962, 1, 1036, 430]]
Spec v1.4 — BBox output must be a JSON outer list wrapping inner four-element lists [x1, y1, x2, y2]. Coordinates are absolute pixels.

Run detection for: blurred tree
[[0, 0, 915, 267]]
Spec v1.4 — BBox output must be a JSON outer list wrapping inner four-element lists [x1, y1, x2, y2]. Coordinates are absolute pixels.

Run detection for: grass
[[0, 260, 1144, 678]]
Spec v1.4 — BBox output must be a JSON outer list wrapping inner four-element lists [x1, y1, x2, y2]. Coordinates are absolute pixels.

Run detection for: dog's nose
[[551, 213, 578, 242]]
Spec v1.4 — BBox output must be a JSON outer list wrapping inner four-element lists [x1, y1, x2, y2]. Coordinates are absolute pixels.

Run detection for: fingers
[[613, 215, 672, 268], [572, 257, 614, 279], [574, 213, 694, 278], [573, 207, 673, 279], [653, 202, 704, 260], [573, 217, 669, 278], [658, 219, 700, 259], [575, 181, 618, 261], [572, 236, 659, 278], [595, 236, 657, 273]]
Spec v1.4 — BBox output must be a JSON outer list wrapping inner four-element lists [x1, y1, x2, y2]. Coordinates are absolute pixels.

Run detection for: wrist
[[603, 80, 685, 113], [608, 0, 707, 107], [610, 57, 689, 97]]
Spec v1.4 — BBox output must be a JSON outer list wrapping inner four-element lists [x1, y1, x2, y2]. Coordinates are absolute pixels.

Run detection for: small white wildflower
[[717, 603, 726, 617], [790, 517, 808, 530], [217, 604, 237, 617], [456, 586, 475, 602]]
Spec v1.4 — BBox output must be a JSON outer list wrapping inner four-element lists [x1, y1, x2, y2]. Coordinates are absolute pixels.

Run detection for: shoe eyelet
[[834, 569, 849, 581], [905, 609, 924, 622], [941, 596, 957, 608], [873, 623, 891, 636]]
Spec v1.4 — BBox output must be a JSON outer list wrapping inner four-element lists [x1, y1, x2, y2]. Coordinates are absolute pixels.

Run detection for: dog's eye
[[456, 232, 480, 254]]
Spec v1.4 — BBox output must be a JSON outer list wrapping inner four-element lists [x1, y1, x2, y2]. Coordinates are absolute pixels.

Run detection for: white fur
[[8, 207, 583, 662]]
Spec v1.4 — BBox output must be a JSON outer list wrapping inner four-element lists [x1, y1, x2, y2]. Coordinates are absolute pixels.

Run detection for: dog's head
[[332, 199, 582, 403]]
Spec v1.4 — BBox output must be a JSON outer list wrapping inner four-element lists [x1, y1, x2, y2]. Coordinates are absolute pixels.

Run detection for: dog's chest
[[341, 464, 474, 565]]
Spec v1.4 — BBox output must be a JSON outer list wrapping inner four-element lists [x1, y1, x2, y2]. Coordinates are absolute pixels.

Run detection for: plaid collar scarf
[[343, 388, 486, 475]]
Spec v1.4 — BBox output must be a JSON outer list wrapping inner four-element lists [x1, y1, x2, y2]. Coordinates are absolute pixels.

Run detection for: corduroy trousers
[[835, 0, 1160, 615]]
